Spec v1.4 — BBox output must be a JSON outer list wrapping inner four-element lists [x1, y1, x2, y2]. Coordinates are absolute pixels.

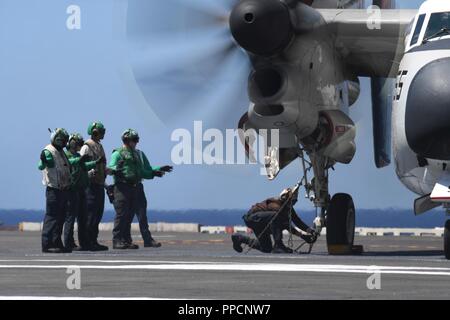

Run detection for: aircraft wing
[[318, 9, 418, 78]]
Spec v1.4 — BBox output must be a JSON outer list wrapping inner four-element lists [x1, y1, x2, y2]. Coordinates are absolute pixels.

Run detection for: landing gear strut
[[298, 150, 360, 255]]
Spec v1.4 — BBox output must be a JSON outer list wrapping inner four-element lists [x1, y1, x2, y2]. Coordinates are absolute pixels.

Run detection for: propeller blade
[[372, 0, 396, 9], [134, 46, 250, 129], [171, 0, 236, 17], [127, 0, 230, 41], [126, 0, 251, 130], [130, 26, 233, 79], [186, 47, 250, 127]]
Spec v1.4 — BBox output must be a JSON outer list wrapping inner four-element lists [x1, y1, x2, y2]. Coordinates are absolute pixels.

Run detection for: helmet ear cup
[[67, 139, 76, 150], [87, 123, 94, 135], [90, 122, 98, 136]]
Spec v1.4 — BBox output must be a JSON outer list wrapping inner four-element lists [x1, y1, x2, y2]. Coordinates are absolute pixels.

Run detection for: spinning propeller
[[127, 0, 250, 129], [126, 0, 313, 129]]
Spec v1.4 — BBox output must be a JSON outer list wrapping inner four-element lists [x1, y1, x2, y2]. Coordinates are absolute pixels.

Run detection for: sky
[[0, 0, 425, 211]]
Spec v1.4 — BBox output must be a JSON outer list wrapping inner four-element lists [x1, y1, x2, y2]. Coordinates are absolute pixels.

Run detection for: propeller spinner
[[229, 0, 293, 56]]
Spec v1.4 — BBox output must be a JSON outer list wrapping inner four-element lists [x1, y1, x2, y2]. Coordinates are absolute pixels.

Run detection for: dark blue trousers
[[64, 189, 89, 248], [112, 183, 153, 244], [42, 187, 69, 250], [243, 211, 286, 253], [85, 183, 105, 246]]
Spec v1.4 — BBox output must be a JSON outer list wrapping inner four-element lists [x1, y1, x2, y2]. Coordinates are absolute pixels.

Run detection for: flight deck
[[0, 231, 448, 299]]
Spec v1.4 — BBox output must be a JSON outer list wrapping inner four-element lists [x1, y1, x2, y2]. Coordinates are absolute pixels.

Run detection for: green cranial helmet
[[87, 121, 106, 136], [51, 128, 69, 148], [121, 129, 140, 143], [67, 133, 84, 150]]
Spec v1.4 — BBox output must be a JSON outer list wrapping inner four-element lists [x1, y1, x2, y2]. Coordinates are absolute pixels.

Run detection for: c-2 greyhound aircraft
[[127, 0, 450, 259]]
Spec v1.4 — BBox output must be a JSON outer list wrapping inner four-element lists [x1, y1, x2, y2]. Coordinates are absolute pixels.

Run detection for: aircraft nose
[[229, 0, 293, 56], [406, 58, 450, 160]]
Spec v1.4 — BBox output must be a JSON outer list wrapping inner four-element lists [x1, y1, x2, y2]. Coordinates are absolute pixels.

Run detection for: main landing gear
[[326, 193, 355, 249], [298, 150, 361, 255]]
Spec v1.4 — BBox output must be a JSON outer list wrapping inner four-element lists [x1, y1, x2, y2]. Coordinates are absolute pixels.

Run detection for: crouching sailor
[[232, 188, 318, 254]]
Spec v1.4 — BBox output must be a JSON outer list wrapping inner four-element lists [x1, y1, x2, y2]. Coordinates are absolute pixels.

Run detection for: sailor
[[108, 129, 173, 249], [38, 128, 72, 253], [64, 133, 101, 251], [80, 122, 109, 251], [231, 188, 318, 254]]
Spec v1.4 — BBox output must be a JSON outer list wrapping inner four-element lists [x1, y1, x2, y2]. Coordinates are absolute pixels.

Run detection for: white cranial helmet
[[279, 188, 292, 199]]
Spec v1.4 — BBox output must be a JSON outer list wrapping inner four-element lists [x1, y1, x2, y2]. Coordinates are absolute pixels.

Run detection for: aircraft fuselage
[[393, 0, 450, 202]]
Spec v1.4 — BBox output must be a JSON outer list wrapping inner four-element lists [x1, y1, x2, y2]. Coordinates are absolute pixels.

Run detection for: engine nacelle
[[247, 64, 320, 140], [310, 110, 356, 164]]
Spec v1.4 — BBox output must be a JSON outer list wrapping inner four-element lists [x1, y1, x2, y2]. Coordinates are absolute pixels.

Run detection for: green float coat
[[38, 150, 55, 170], [65, 150, 97, 190], [108, 147, 161, 184]]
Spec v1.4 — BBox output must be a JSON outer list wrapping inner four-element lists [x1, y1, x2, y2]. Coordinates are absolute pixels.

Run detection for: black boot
[[231, 234, 243, 253], [272, 243, 293, 254], [91, 242, 109, 251], [65, 242, 81, 252], [61, 246, 73, 253], [113, 241, 128, 250], [72, 245, 90, 251], [144, 239, 161, 248], [237, 234, 263, 251], [42, 247, 63, 254], [231, 234, 244, 253], [125, 242, 140, 249]]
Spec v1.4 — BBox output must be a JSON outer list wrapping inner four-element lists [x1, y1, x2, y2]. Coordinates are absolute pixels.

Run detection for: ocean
[[0, 208, 448, 228]]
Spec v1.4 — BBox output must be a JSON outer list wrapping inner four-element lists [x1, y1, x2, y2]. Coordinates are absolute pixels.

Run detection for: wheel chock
[[327, 244, 364, 255]]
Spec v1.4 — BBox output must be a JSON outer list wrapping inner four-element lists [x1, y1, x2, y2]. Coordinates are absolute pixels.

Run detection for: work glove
[[301, 232, 318, 244], [307, 226, 320, 237], [88, 170, 97, 179], [159, 165, 173, 173], [154, 170, 165, 178]]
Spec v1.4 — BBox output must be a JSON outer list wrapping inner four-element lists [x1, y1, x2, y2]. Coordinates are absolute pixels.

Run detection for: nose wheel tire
[[326, 193, 356, 252], [445, 220, 450, 260]]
